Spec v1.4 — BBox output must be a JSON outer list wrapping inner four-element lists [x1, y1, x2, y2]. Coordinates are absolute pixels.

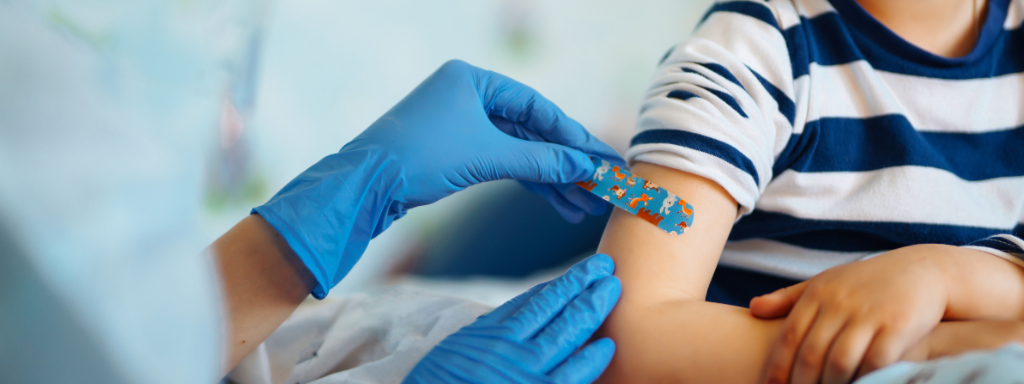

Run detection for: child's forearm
[[599, 300, 1024, 384], [598, 299, 783, 384], [904, 320, 1024, 362], [928, 245, 1024, 320]]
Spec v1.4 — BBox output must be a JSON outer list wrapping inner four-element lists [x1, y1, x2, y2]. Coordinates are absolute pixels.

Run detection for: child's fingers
[[821, 323, 876, 384], [761, 299, 820, 384], [751, 281, 809, 319], [855, 329, 909, 379], [790, 312, 847, 384]]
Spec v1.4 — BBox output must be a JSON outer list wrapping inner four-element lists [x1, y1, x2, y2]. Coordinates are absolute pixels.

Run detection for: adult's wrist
[[253, 147, 406, 299], [213, 214, 317, 371]]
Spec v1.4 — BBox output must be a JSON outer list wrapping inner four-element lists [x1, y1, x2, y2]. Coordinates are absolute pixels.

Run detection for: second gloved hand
[[403, 254, 622, 384]]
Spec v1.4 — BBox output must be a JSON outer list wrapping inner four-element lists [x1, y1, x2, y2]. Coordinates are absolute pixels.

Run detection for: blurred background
[[0, 2, 714, 381], [200, 0, 717, 303]]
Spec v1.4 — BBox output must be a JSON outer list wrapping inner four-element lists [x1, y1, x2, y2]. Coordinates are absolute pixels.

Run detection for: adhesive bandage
[[577, 157, 694, 235]]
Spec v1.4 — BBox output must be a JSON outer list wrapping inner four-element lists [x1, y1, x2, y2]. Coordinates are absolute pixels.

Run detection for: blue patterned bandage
[[576, 157, 695, 236]]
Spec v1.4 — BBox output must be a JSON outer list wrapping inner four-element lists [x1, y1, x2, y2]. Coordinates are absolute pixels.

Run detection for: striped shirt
[[627, 0, 1024, 279]]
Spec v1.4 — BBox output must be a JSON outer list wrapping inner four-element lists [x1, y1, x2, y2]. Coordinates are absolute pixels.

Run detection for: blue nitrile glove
[[253, 60, 625, 298], [403, 254, 622, 384]]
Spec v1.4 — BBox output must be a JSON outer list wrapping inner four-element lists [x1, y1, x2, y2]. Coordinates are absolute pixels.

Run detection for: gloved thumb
[[491, 141, 595, 184]]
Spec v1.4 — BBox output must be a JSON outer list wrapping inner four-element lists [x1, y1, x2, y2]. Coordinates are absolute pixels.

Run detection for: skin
[[753, 245, 1024, 384], [857, 0, 987, 58], [754, 1, 1021, 383], [210, 214, 316, 373], [596, 1, 1016, 382], [207, 2, 1002, 373], [595, 163, 1024, 384], [595, 162, 765, 383], [902, 320, 1024, 362], [207, 171, 1024, 382]]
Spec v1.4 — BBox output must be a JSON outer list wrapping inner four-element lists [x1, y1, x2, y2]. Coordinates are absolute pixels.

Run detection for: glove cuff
[[253, 148, 406, 299]]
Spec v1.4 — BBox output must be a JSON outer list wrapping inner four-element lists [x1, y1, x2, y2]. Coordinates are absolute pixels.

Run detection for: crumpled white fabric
[[228, 287, 493, 384], [232, 287, 1024, 384]]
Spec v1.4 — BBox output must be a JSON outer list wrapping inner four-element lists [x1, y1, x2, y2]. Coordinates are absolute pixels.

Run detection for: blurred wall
[[205, 0, 716, 294]]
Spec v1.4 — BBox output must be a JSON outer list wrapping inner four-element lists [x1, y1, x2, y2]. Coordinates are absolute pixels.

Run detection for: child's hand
[[751, 245, 952, 384]]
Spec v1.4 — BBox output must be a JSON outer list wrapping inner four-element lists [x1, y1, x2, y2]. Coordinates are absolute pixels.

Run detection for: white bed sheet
[[227, 287, 492, 384]]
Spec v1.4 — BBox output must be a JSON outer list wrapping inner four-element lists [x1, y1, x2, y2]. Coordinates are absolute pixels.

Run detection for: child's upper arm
[[595, 163, 776, 384], [594, 2, 801, 381], [604, 0, 797, 301], [597, 162, 738, 303]]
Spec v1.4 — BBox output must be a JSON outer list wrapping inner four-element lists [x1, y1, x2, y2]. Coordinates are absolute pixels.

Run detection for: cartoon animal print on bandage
[[626, 193, 653, 208], [660, 192, 678, 215], [678, 200, 693, 217], [611, 166, 627, 182], [580, 156, 695, 236], [608, 185, 627, 200], [642, 180, 660, 193], [594, 160, 611, 181]]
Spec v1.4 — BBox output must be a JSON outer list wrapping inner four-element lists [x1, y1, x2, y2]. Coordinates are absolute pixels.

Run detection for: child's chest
[[768, 66, 1024, 232]]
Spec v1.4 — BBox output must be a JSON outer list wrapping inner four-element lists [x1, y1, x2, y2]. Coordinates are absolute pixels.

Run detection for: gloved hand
[[345, 59, 624, 219], [403, 254, 622, 384], [254, 60, 624, 298]]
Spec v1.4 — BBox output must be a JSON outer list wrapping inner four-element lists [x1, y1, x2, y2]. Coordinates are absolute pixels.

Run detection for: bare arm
[[209, 214, 316, 373], [597, 163, 738, 303], [931, 246, 1024, 321], [596, 162, 782, 383], [595, 164, 1024, 383], [904, 320, 1024, 362]]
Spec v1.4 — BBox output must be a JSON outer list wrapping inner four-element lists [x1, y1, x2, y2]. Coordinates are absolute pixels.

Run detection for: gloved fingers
[[556, 183, 608, 216], [550, 197, 586, 224], [490, 115, 544, 143], [531, 276, 621, 371], [548, 338, 616, 384], [475, 69, 625, 168], [486, 141, 594, 185], [505, 254, 615, 341], [520, 182, 605, 223], [486, 139, 608, 222], [489, 115, 626, 172], [520, 181, 585, 223], [481, 281, 550, 325]]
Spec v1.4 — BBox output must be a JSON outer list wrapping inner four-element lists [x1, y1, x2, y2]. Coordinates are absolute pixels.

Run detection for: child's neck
[[856, 0, 988, 58]]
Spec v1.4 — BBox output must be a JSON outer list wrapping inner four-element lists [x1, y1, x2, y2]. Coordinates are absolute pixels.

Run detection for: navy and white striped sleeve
[[627, 0, 797, 215], [963, 234, 1024, 269]]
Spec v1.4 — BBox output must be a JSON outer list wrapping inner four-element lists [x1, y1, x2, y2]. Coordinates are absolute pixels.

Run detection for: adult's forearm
[[210, 214, 316, 373]]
